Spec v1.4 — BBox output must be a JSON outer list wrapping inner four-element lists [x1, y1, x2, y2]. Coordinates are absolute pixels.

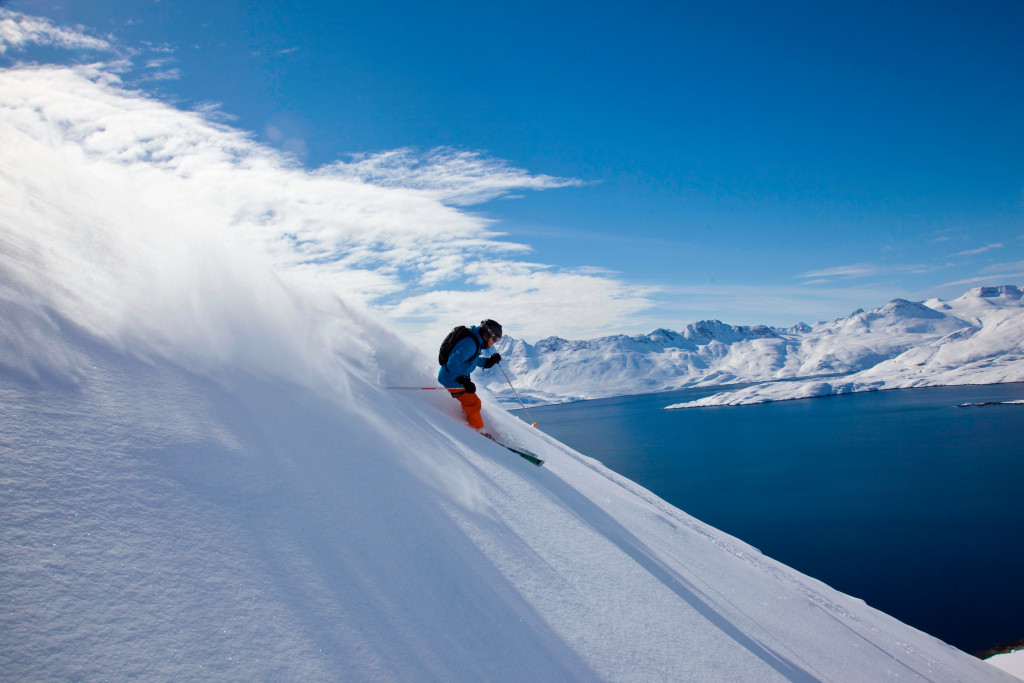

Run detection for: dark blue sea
[[520, 382, 1024, 655]]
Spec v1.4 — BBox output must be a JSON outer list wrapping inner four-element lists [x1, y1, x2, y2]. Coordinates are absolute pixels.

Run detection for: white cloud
[[326, 147, 586, 206], [137, 67, 181, 81], [934, 260, 1024, 288], [0, 61, 651, 358], [953, 242, 1003, 257], [0, 9, 112, 54], [649, 284, 899, 328], [794, 261, 946, 286], [796, 264, 875, 280], [982, 260, 1024, 273], [388, 260, 656, 346], [940, 273, 1024, 287]]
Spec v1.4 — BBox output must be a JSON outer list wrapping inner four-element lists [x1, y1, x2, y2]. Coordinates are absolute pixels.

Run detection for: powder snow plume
[[0, 64, 427, 394]]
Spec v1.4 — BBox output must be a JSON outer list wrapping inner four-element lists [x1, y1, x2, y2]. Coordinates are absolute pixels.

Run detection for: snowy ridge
[[1, 65, 1016, 680], [481, 287, 1024, 409]]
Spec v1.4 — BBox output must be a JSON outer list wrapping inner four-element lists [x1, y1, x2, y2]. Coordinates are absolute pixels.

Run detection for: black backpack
[[438, 326, 479, 367]]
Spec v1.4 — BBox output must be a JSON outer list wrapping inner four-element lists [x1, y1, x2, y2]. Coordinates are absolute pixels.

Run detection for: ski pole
[[497, 362, 538, 427], [387, 387, 461, 392]]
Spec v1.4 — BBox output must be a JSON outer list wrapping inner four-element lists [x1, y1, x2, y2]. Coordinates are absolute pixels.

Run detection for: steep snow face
[[485, 291, 1020, 406], [4, 314, 1016, 682], [681, 320, 779, 343], [1, 63, 1016, 682], [968, 285, 1024, 300], [789, 298, 972, 377]]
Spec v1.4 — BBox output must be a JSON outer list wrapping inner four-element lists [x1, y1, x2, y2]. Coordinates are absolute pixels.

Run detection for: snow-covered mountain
[[483, 286, 1024, 407], [2, 64, 1017, 680], [670, 286, 1024, 408]]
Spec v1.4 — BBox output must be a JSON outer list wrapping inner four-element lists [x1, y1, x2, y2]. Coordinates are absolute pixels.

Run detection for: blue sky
[[2, 0, 1022, 338]]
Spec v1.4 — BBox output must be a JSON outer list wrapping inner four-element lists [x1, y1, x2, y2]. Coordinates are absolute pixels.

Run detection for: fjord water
[[523, 383, 1024, 655]]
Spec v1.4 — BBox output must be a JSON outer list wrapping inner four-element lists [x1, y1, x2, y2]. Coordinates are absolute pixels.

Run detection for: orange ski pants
[[453, 391, 484, 430]]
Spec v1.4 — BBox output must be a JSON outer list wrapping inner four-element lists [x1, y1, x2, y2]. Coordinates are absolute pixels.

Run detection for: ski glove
[[483, 353, 501, 369], [455, 375, 477, 393]]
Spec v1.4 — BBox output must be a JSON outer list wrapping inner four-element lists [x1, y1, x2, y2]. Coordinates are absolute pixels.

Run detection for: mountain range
[[482, 285, 1024, 407]]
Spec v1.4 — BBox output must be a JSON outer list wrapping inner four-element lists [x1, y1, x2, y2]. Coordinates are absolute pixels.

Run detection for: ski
[[483, 434, 544, 466], [503, 444, 544, 467]]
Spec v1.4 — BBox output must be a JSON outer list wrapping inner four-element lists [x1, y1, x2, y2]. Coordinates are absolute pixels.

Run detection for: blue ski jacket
[[438, 326, 492, 388]]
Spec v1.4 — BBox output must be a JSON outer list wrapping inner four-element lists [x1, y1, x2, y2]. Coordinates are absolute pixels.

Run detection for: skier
[[438, 319, 503, 433]]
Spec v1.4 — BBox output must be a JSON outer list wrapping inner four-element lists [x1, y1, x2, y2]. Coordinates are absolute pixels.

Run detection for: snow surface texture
[[1, 66, 1017, 681], [480, 287, 1024, 409], [987, 650, 1024, 680]]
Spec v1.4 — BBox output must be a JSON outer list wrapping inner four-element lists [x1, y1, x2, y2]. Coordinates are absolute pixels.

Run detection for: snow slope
[[484, 287, 1024, 408], [987, 650, 1024, 680], [3, 309, 1016, 681], [0, 66, 1015, 681]]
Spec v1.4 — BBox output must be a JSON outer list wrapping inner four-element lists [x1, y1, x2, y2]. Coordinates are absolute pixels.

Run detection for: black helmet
[[479, 319, 503, 341]]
